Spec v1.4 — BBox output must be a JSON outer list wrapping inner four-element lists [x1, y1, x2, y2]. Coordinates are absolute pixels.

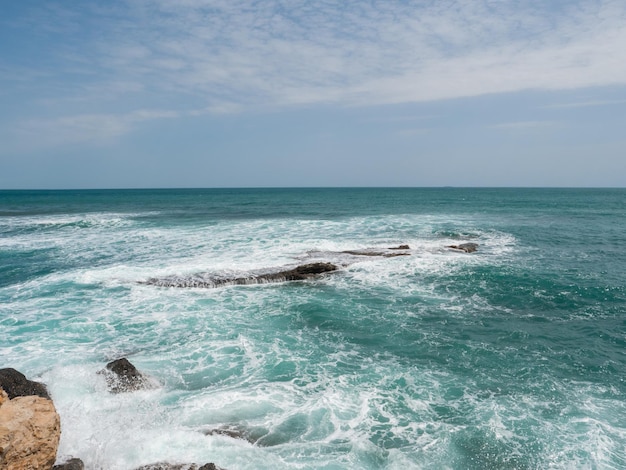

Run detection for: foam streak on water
[[1, 188, 625, 469]]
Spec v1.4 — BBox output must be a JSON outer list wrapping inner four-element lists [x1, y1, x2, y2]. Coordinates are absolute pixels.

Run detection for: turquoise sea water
[[1, 188, 625, 469]]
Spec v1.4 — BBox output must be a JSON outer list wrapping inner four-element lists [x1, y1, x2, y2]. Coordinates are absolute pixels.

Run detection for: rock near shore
[[0, 368, 51, 400], [134, 463, 222, 470], [98, 358, 153, 393], [53, 458, 85, 470], [0, 369, 61, 470], [142, 262, 339, 289], [447, 242, 479, 253]]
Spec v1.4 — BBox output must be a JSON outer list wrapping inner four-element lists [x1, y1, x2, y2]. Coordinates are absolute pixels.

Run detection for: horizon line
[[1, 185, 625, 192]]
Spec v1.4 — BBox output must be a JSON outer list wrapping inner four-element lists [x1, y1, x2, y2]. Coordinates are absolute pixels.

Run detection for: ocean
[[1, 187, 624, 469]]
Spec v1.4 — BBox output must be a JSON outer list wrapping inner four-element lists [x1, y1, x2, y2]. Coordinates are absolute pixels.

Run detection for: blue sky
[[1, 0, 625, 188]]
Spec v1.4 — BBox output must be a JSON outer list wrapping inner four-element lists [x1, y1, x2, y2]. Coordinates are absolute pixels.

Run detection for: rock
[[134, 463, 221, 470], [0, 389, 61, 470], [142, 262, 339, 289], [98, 358, 151, 393], [202, 424, 260, 444], [389, 245, 410, 250], [341, 249, 410, 258], [447, 243, 478, 253], [53, 458, 85, 470], [263, 262, 338, 281], [0, 368, 51, 400], [204, 427, 247, 440]]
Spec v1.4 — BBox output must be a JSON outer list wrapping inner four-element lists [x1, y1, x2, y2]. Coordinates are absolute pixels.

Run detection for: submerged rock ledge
[[340, 248, 411, 258], [140, 246, 414, 289], [134, 463, 221, 470], [141, 262, 339, 289], [446, 242, 479, 253], [141, 242, 480, 289]]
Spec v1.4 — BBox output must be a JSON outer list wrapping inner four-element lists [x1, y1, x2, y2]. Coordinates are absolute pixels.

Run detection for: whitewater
[[1, 188, 625, 469]]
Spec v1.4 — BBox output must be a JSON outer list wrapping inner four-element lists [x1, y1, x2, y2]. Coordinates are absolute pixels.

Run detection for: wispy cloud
[[3, 0, 626, 147], [101, 0, 626, 108]]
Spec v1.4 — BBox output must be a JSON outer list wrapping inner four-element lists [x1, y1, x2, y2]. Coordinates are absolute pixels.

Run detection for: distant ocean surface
[[1, 187, 625, 470]]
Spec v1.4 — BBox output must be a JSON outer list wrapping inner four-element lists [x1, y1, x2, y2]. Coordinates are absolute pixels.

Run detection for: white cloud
[[99, 0, 626, 108], [4, 0, 626, 146]]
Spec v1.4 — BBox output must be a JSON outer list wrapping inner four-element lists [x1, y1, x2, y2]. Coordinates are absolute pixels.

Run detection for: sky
[[1, 0, 625, 188]]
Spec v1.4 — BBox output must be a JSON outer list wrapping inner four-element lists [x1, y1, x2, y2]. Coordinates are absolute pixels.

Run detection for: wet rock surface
[[340, 248, 411, 258], [98, 358, 152, 393], [201, 424, 269, 445], [134, 463, 221, 470], [141, 242, 484, 291], [53, 457, 85, 470], [142, 262, 339, 289], [140, 245, 418, 289], [447, 242, 479, 253], [0, 368, 51, 400]]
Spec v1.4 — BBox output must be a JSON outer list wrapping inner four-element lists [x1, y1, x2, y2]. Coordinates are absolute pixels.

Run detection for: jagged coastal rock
[[0, 370, 61, 470], [202, 424, 261, 445], [98, 358, 152, 393], [141, 247, 422, 290], [0, 368, 51, 400], [447, 242, 479, 253], [340, 247, 411, 257], [53, 457, 85, 470], [142, 262, 339, 289], [134, 463, 221, 470], [263, 262, 339, 281]]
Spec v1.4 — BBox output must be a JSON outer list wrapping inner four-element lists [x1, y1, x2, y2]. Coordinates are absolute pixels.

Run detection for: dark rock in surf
[[389, 245, 410, 250], [202, 424, 264, 445], [134, 463, 222, 470], [263, 262, 338, 281], [98, 358, 151, 393], [53, 458, 85, 470], [141, 262, 339, 289], [0, 372, 61, 469], [0, 368, 51, 400], [204, 427, 246, 440], [341, 248, 410, 258], [447, 243, 478, 253]]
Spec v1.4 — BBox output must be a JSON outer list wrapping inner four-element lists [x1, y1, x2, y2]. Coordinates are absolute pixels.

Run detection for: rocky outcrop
[[263, 263, 339, 281], [447, 243, 478, 253], [204, 427, 249, 441], [53, 458, 85, 470], [0, 368, 51, 400], [0, 381, 61, 470], [134, 463, 221, 470], [138, 239, 484, 290], [142, 262, 339, 289], [98, 358, 152, 393], [202, 424, 264, 445], [341, 249, 410, 258]]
